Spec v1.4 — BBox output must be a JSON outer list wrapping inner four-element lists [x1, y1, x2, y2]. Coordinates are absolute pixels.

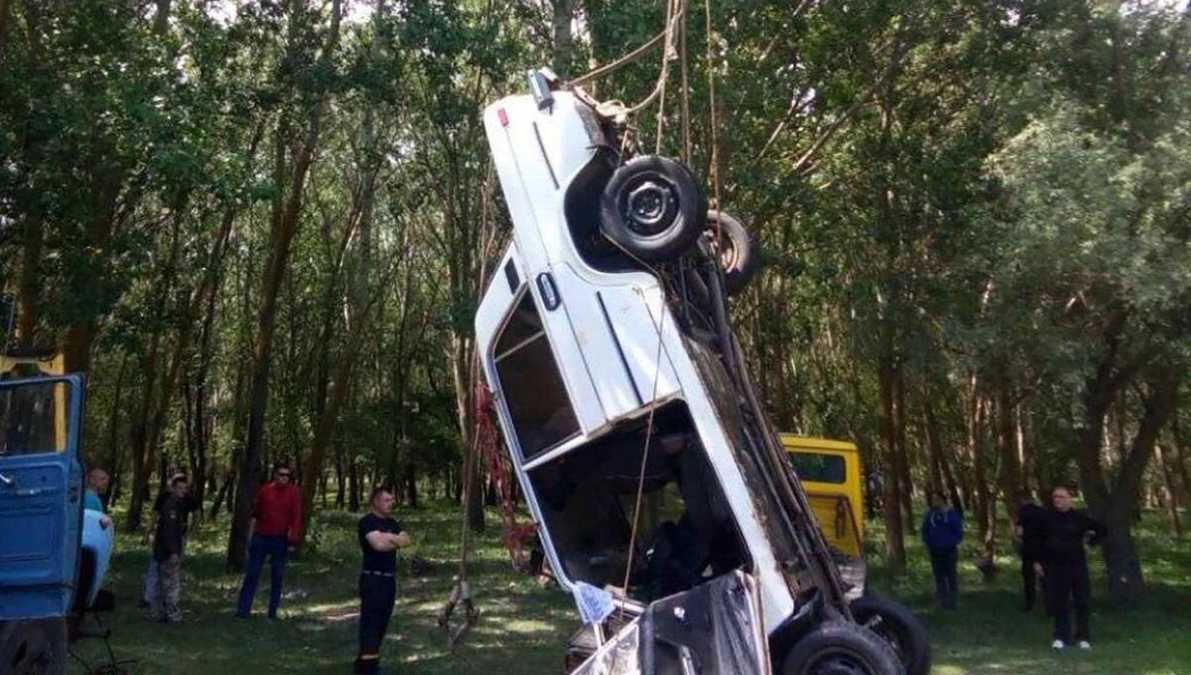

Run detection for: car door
[[0, 374, 85, 620]]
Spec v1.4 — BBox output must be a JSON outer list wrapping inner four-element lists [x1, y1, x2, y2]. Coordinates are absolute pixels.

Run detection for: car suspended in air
[[473, 69, 927, 675]]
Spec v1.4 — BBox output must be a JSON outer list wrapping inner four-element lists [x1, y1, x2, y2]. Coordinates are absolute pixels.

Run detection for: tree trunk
[[1091, 369, 1179, 603], [1156, 444, 1182, 538], [969, 385, 996, 564], [335, 440, 346, 509], [878, 353, 905, 575], [227, 0, 341, 570], [125, 336, 162, 532], [405, 462, 418, 509], [996, 377, 1022, 544], [551, 0, 576, 75], [893, 368, 914, 533], [16, 212, 43, 347], [349, 460, 361, 512]]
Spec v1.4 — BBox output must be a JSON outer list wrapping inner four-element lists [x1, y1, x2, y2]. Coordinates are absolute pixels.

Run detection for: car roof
[[779, 434, 859, 454]]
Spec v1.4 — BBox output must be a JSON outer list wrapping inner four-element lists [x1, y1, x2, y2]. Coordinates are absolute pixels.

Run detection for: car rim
[[620, 173, 680, 237], [714, 227, 739, 271]]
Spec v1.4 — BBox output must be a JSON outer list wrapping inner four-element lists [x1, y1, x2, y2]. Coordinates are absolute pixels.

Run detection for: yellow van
[[780, 435, 864, 559]]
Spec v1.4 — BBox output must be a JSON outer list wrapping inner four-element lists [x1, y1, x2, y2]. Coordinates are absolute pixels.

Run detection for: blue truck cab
[[1, 351, 106, 675]]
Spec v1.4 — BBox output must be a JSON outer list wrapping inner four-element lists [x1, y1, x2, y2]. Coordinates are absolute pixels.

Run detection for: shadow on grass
[[70, 504, 1191, 675]]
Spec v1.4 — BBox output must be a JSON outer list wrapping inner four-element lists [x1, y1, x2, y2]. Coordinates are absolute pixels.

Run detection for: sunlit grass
[[69, 502, 1191, 674]]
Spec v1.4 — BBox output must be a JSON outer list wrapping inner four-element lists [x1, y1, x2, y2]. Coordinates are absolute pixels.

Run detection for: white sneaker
[[1052, 640, 1065, 650], [1078, 641, 1091, 650]]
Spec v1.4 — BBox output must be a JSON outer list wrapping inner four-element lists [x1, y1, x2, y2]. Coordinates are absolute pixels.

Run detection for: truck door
[[0, 375, 85, 620]]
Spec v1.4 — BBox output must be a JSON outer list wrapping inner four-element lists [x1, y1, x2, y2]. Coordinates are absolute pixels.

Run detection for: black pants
[[1046, 558, 1091, 643], [929, 548, 959, 609], [358, 573, 397, 667], [1021, 553, 1047, 611]]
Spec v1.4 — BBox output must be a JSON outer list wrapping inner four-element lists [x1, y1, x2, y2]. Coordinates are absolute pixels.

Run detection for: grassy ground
[[68, 502, 1191, 674]]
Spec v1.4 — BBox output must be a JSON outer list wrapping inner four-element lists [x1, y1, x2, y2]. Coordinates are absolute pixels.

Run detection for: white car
[[474, 70, 909, 675]]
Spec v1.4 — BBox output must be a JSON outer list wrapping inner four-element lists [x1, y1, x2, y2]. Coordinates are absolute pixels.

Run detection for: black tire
[[850, 595, 931, 675], [0, 619, 67, 675], [704, 210, 759, 295], [781, 620, 904, 675], [599, 155, 708, 261]]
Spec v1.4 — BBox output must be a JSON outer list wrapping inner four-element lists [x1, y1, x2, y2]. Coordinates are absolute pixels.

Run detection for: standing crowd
[[915, 483, 1106, 650], [82, 463, 412, 672]]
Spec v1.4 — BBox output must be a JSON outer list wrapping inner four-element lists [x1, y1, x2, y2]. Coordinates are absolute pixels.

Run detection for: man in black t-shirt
[[354, 486, 410, 675], [149, 474, 200, 623], [141, 473, 200, 609]]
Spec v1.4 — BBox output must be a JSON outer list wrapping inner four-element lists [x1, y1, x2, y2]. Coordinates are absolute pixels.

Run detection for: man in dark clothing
[[1036, 485, 1106, 650], [236, 463, 304, 619], [1015, 491, 1049, 612], [150, 474, 198, 623], [355, 486, 410, 675], [141, 474, 200, 608], [922, 491, 964, 609]]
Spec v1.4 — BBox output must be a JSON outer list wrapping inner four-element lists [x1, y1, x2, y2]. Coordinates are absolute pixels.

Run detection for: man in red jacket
[[235, 464, 304, 618]]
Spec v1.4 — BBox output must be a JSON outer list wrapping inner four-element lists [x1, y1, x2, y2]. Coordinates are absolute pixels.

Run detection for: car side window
[[494, 292, 580, 459]]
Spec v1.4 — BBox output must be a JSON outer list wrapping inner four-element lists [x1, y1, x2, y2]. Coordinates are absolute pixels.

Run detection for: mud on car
[[474, 70, 925, 675]]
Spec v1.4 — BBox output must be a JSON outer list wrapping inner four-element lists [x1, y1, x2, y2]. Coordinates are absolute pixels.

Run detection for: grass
[[68, 502, 1191, 674]]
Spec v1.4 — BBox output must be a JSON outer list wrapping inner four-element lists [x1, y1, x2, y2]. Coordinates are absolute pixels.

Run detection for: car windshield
[[789, 452, 846, 484], [0, 380, 71, 456]]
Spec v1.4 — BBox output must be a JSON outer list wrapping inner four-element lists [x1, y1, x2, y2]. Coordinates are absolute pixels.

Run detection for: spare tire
[[781, 620, 904, 675], [704, 211, 759, 295], [599, 155, 708, 261], [850, 594, 930, 675]]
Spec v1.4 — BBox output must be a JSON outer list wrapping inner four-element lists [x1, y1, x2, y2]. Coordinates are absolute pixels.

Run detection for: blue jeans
[[237, 535, 288, 617]]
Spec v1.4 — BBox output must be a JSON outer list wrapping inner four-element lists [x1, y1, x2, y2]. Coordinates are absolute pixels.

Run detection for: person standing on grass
[[149, 474, 196, 623], [1036, 485, 1106, 651], [141, 473, 200, 609], [1014, 491, 1048, 613], [922, 491, 964, 610], [235, 463, 303, 619], [355, 486, 411, 675]]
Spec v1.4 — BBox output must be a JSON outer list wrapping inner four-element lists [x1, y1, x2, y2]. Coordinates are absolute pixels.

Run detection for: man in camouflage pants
[[150, 474, 194, 623]]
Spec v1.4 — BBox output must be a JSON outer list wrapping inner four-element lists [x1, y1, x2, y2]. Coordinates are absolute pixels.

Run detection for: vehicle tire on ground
[[599, 155, 708, 261], [781, 620, 904, 675], [0, 618, 67, 675], [850, 594, 931, 675], [704, 210, 759, 295]]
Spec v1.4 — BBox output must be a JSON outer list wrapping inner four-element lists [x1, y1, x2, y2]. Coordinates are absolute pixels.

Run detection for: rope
[[653, 0, 678, 156], [679, 6, 692, 163], [703, 0, 722, 216], [566, 1, 680, 89]]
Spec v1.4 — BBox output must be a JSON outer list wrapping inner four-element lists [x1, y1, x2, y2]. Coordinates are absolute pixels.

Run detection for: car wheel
[[850, 594, 930, 675], [0, 618, 67, 675], [781, 620, 904, 675], [704, 210, 759, 295], [599, 155, 708, 261]]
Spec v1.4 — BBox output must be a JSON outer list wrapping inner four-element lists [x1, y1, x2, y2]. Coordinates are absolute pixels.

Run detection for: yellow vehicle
[[781, 435, 864, 557]]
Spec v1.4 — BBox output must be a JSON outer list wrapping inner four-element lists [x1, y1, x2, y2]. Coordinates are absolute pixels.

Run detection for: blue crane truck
[[1, 351, 113, 674]]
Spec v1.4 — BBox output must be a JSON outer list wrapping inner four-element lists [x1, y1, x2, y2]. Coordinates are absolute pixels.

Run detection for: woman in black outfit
[[1035, 485, 1106, 650]]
